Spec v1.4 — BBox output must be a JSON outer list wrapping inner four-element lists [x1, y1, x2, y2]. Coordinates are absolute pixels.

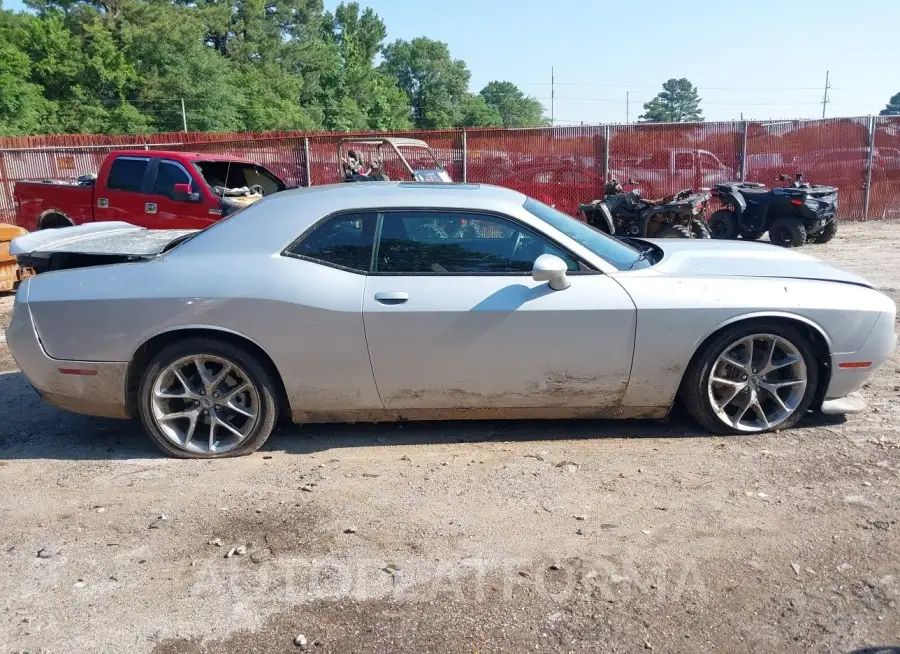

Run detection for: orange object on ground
[[0, 223, 32, 292]]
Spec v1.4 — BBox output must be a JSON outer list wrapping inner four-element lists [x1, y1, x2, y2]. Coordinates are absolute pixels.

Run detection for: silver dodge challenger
[[6, 183, 897, 458]]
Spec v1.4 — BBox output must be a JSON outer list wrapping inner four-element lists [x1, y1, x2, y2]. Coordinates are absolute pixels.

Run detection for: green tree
[[317, 2, 411, 131], [479, 80, 547, 127], [380, 37, 470, 129], [456, 93, 502, 127], [639, 78, 703, 123], [0, 10, 54, 135], [880, 92, 900, 116]]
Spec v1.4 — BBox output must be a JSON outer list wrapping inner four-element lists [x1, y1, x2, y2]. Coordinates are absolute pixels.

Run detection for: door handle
[[374, 291, 409, 305]]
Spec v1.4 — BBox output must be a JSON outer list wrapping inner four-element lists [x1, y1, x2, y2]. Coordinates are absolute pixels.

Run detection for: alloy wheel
[[707, 333, 808, 432], [150, 354, 261, 455]]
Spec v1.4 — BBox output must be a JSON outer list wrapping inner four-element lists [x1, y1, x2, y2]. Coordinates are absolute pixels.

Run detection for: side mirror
[[173, 183, 199, 202], [532, 254, 570, 291]]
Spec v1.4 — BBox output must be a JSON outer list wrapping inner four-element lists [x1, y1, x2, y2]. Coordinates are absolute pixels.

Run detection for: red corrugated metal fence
[[2, 118, 898, 224]]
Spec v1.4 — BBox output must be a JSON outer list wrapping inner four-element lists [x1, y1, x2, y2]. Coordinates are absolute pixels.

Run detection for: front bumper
[[824, 302, 897, 406], [6, 286, 130, 419]]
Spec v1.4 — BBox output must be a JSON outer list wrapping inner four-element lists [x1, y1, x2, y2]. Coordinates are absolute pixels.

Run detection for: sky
[[4, 0, 897, 124]]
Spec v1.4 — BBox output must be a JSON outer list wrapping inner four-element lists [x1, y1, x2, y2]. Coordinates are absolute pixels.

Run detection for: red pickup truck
[[14, 150, 290, 232]]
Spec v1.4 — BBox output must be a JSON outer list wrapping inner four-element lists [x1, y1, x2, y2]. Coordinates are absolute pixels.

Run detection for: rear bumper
[[6, 288, 130, 419]]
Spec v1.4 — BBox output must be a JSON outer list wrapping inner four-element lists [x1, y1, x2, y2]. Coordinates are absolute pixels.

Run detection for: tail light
[[790, 199, 803, 206]]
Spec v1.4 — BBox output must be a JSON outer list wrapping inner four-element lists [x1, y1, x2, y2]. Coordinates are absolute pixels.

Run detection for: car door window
[[285, 212, 377, 272], [107, 157, 150, 192], [374, 211, 579, 274], [152, 160, 196, 199], [557, 170, 585, 184]]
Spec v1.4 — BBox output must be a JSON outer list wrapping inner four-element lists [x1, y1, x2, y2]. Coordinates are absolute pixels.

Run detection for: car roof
[[177, 182, 531, 255], [113, 150, 258, 164], [339, 137, 431, 148]]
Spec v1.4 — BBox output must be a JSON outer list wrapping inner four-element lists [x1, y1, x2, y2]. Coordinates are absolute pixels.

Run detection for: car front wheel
[[681, 322, 818, 434], [138, 338, 278, 458]]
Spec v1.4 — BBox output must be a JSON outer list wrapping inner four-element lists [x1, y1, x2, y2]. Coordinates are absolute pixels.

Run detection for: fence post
[[461, 130, 467, 183], [0, 150, 14, 221], [603, 125, 610, 183], [740, 120, 749, 182], [303, 137, 312, 188], [864, 116, 876, 220]]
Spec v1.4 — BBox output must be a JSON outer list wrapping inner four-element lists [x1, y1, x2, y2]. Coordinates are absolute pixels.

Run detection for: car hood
[[644, 238, 872, 287]]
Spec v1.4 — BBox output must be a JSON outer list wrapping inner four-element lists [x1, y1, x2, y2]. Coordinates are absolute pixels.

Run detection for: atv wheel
[[654, 224, 692, 239], [709, 210, 739, 239], [691, 219, 711, 239], [768, 217, 807, 248], [811, 220, 837, 244], [740, 230, 765, 241]]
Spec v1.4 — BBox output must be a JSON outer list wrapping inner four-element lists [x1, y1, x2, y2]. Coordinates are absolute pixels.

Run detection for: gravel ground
[[1, 221, 899, 654]]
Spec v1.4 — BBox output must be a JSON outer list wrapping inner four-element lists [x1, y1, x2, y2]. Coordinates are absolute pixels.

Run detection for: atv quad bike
[[339, 137, 452, 183], [579, 179, 712, 239], [708, 173, 838, 248]]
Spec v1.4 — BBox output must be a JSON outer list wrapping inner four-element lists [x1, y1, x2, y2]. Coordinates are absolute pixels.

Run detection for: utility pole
[[551, 67, 555, 127], [626, 92, 629, 124], [181, 98, 188, 132], [821, 70, 830, 119]]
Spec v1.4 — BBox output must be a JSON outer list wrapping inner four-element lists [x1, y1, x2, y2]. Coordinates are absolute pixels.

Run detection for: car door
[[94, 155, 154, 225], [146, 158, 213, 229], [362, 209, 637, 412]]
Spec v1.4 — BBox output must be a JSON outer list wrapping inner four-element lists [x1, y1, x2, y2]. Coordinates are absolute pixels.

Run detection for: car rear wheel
[[708, 210, 739, 239], [769, 217, 807, 247], [680, 322, 818, 435], [811, 219, 837, 244], [138, 338, 278, 458], [654, 224, 692, 238]]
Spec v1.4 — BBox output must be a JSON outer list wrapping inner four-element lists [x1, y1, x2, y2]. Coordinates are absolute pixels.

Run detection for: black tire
[[654, 224, 692, 238], [811, 219, 837, 244], [768, 217, 807, 248], [708, 210, 739, 239], [680, 321, 819, 435], [690, 218, 711, 239], [137, 338, 279, 459], [740, 230, 765, 241]]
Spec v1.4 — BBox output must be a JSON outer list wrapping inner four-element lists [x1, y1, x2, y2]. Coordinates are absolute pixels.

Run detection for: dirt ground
[[1, 221, 899, 654]]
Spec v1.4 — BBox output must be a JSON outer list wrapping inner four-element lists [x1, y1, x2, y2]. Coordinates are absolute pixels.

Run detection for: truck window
[[107, 157, 150, 192], [153, 160, 196, 198], [674, 152, 693, 170]]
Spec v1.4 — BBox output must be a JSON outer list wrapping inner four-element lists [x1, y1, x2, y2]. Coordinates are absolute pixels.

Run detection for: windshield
[[195, 161, 286, 195], [523, 197, 642, 270]]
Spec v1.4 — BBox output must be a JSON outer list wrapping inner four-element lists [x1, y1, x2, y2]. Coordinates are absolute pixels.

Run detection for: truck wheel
[[691, 219, 711, 239], [740, 230, 765, 241], [709, 210, 739, 239], [769, 218, 807, 248], [811, 220, 837, 244], [38, 213, 74, 230], [137, 338, 279, 459], [654, 224, 692, 238]]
